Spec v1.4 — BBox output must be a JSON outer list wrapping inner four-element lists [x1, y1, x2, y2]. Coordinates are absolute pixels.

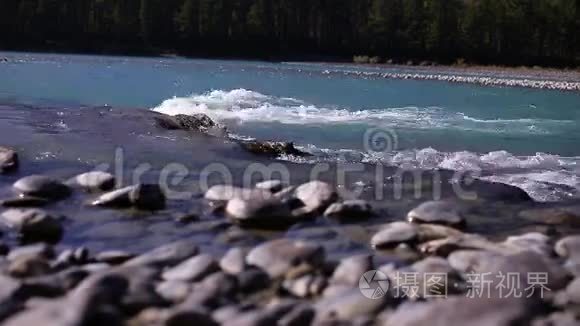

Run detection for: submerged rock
[[0, 209, 63, 243], [155, 113, 227, 137], [13, 175, 71, 200], [0, 146, 19, 173], [239, 140, 309, 157]]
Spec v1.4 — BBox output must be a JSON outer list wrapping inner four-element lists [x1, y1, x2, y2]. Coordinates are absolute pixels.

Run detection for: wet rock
[[371, 222, 418, 249], [1, 197, 50, 208], [470, 179, 532, 202], [205, 185, 272, 202], [155, 113, 227, 137], [239, 140, 308, 157], [246, 239, 325, 279], [407, 201, 465, 227], [0, 209, 63, 243], [96, 250, 135, 265], [283, 274, 327, 298], [237, 267, 271, 293], [156, 281, 191, 303], [13, 175, 70, 200], [0, 275, 23, 321], [53, 248, 89, 269], [162, 254, 218, 282], [226, 196, 298, 228], [123, 239, 198, 268], [0, 147, 19, 173], [330, 254, 372, 286], [196, 272, 238, 299], [255, 180, 284, 193], [91, 186, 133, 207], [323, 200, 373, 221], [129, 184, 166, 210], [315, 288, 388, 321], [294, 181, 338, 215], [419, 234, 501, 256], [219, 247, 247, 275], [555, 235, 580, 259], [448, 250, 504, 273], [68, 171, 115, 192], [520, 207, 580, 226], [385, 296, 540, 326], [114, 265, 166, 313], [7, 244, 54, 261], [416, 223, 464, 242]]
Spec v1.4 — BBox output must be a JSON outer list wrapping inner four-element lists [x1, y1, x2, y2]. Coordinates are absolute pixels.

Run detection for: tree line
[[0, 0, 578, 67]]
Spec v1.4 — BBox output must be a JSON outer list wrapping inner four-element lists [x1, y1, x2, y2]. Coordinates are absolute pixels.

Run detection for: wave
[[152, 89, 569, 134]]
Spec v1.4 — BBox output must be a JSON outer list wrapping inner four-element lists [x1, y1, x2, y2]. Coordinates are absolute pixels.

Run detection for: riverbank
[[2, 110, 580, 325]]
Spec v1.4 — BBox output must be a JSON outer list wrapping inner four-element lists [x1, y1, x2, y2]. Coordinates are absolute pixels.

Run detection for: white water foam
[[152, 89, 569, 134]]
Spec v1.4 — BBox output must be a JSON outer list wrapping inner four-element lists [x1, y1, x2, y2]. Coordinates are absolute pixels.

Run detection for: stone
[[8, 256, 51, 278], [13, 175, 70, 200], [239, 140, 309, 157], [91, 186, 133, 207], [255, 180, 284, 193], [69, 171, 115, 192], [323, 200, 373, 221], [156, 281, 192, 303], [226, 196, 297, 228], [330, 254, 372, 286], [448, 250, 504, 273], [237, 267, 271, 293], [520, 207, 580, 226], [533, 312, 579, 326], [315, 288, 388, 321], [278, 305, 315, 326], [162, 254, 218, 282], [564, 277, 580, 304], [0, 275, 23, 321], [0, 147, 19, 173], [385, 296, 539, 326], [155, 113, 227, 137], [407, 201, 465, 227], [246, 239, 325, 279], [205, 185, 272, 202], [220, 247, 247, 275], [123, 239, 198, 268], [294, 181, 337, 215], [196, 272, 238, 299], [0, 209, 63, 243], [370, 222, 418, 249], [164, 306, 219, 326], [7, 244, 54, 261], [555, 235, 580, 259], [129, 184, 166, 210], [95, 250, 135, 265], [503, 233, 552, 256], [1, 197, 50, 208], [283, 274, 327, 298]]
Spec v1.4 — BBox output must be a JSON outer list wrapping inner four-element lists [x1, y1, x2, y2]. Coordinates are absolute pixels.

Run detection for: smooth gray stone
[[225, 196, 296, 228], [91, 186, 133, 207], [237, 267, 271, 293], [278, 304, 315, 326], [294, 181, 337, 214], [255, 180, 284, 193], [205, 185, 272, 202], [246, 239, 324, 279], [315, 288, 388, 321], [162, 254, 218, 282], [407, 200, 464, 226], [123, 239, 198, 268], [69, 171, 115, 192], [7, 244, 54, 261], [330, 254, 372, 286], [13, 175, 70, 199], [156, 281, 191, 303], [370, 222, 418, 249], [283, 274, 327, 298], [323, 200, 373, 220], [219, 247, 247, 275], [95, 250, 135, 265]]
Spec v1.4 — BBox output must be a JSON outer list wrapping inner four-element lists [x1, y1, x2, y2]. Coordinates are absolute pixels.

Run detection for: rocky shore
[[1, 113, 580, 325]]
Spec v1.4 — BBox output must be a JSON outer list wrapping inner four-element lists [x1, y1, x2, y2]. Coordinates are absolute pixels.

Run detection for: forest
[[0, 0, 578, 67]]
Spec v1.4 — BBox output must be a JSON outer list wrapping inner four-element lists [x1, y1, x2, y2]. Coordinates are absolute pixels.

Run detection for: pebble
[[13, 175, 71, 200], [162, 254, 218, 282], [7, 243, 54, 261], [0, 146, 19, 173], [68, 171, 115, 192], [8, 256, 51, 278], [91, 185, 133, 207], [156, 281, 192, 303], [315, 288, 388, 321], [407, 200, 465, 227], [225, 196, 295, 228], [205, 185, 272, 202], [323, 200, 372, 221], [294, 181, 337, 214], [129, 184, 166, 210], [237, 267, 271, 293], [255, 180, 284, 193], [283, 274, 327, 298], [278, 304, 315, 326], [503, 232, 552, 256], [246, 239, 325, 278], [219, 247, 247, 275], [555, 235, 580, 259], [564, 277, 580, 304], [0, 209, 63, 242], [330, 254, 373, 286], [123, 239, 199, 268], [95, 250, 135, 265], [370, 222, 418, 249]]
